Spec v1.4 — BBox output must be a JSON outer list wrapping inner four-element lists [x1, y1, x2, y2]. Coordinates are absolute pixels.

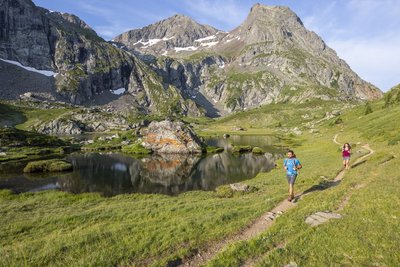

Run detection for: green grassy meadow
[[1, 95, 400, 266]]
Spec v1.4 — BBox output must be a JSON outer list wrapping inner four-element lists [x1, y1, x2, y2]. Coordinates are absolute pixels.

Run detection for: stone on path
[[284, 262, 298, 267], [305, 211, 342, 227]]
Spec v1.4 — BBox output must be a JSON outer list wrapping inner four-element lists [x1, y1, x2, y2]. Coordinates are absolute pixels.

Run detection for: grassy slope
[[0, 101, 76, 131], [0, 99, 399, 266], [207, 99, 400, 266]]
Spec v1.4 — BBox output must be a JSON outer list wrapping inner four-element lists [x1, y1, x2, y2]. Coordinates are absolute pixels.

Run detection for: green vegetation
[[23, 159, 73, 173], [0, 128, 66, 147], [206, 96, 400, 267], [199, 100, 351, 136], [0, 127, 74, 163], [383, 83, 400, 108], [121, 143, 152, 155], [1, 90, 399, 266], [81, 140, 122, 151], [0, 100, 77, 131], [364, 101, 373, 115]]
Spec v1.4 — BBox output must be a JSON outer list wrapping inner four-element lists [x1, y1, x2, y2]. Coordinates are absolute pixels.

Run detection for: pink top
[[342, 149, 351, 157]]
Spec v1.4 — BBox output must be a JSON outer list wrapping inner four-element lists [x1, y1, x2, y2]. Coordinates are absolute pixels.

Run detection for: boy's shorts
[[286, 174, 297, 185], [343, 156, 350, 160]]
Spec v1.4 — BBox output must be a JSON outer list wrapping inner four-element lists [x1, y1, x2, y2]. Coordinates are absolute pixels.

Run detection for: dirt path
[[178, 135, 374, 267]]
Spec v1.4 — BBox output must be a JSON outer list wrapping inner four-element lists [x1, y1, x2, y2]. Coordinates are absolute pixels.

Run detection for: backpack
[[285, 158, 302, 173]]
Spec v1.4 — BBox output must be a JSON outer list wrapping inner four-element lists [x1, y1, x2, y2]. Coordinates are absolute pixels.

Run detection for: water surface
[[0, 135, 280, 196]]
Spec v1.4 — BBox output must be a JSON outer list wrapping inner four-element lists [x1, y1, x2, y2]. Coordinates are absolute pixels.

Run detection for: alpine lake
[[0, 135, 282, 196]]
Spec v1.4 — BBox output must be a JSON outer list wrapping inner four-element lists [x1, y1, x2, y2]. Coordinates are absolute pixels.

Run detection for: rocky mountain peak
[[229, 4, 306, 45], [113, 14, 220, 54]]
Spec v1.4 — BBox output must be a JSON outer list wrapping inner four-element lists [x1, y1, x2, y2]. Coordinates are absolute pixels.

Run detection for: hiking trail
[[178, 134, 374, 267]]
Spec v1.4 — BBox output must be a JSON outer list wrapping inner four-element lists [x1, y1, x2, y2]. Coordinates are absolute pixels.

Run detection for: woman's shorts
[[343, 156, 350, 161], [286, 174, 297, 185]]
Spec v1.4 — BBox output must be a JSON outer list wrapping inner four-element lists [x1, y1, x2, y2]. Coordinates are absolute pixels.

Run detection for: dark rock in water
[[232, 145, 252, 153], [140, 120, 204, 154]]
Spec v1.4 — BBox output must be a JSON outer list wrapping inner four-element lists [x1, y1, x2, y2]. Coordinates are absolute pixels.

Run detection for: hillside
[[1, 89, 399, 266]]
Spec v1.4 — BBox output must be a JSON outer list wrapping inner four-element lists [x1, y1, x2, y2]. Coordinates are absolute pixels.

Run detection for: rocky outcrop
[[33, 110, 131, 135], [140, 120, 205, 154]]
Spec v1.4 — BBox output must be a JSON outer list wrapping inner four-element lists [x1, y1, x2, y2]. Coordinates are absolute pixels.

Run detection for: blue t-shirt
[[284, 158, 301, 175]]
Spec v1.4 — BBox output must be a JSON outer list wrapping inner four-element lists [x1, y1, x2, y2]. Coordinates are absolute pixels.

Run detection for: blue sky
[[32, 0, 400, 91]]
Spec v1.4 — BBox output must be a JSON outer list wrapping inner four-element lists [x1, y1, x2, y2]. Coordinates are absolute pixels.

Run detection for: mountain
[[115, 4, 382, 116], [0, 1, 382, 119], [0, 0, 202, 117], [113, 14, 224, 56]]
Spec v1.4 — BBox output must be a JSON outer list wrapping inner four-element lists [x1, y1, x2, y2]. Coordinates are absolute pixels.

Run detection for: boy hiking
[[284, 150, 302, 201]]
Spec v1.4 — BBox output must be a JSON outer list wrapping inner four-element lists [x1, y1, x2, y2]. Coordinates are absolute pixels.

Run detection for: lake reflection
[[0, 135, 279, 196], [57, 151, 275, 196]]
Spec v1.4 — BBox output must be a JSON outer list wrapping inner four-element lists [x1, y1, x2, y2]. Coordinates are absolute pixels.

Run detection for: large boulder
[[140, 120, 204, 154]]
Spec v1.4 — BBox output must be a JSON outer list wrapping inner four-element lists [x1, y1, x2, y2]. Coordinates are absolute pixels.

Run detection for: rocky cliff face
[[0, 0, 202, 117], [116, 4, 382, 115], [1, 1, 383, 120]]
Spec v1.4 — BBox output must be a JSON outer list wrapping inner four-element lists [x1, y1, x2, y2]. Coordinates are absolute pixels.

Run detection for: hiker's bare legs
[[344, 159, 350, 169], [343, 159, 350, 169], [289, 183, 294, 200]]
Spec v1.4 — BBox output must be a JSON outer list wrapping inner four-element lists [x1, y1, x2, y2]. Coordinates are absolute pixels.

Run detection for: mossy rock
[[0, 153, 28, 162], [252, 147, 264, 154], [215, 185, 234, 198], [206, 146, 224, 154], [121, 143, 152, 155], [23, 159, 73, 173], [232, 145, 252, 153]]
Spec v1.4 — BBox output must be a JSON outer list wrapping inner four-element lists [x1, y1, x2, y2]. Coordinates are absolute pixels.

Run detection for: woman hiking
[[284, 150, 302, 201], [342, 143, 351, 170]]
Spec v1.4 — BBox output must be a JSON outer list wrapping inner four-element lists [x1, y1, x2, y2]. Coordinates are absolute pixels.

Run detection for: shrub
[[364, 102, 373, 115]]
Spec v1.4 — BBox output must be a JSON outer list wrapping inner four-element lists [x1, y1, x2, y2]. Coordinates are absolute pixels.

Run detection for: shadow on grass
[[293, 179, 341, 203], [0, 103, 28, 127], [293, 159, 369, 203]]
